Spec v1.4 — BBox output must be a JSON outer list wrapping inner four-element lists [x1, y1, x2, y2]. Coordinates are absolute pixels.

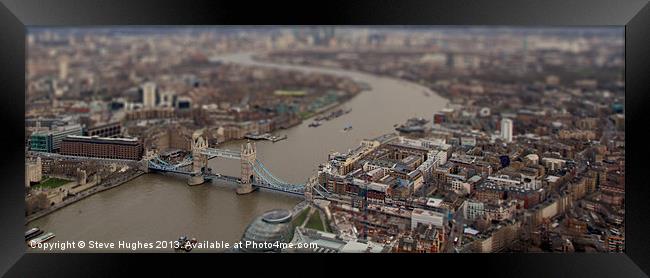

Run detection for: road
[[445, 208, 465, 253]]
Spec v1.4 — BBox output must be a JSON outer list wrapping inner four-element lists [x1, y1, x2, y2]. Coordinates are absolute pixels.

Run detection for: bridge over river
[[146, 134, 330, 198]]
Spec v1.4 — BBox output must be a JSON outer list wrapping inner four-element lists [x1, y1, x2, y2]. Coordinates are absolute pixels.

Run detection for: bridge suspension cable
[[252, 159, 288, 185], [251, 159, 304, 187]]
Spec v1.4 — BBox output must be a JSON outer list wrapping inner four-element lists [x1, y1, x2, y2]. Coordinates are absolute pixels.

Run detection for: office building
[[30, 124, 83, 152], [29, 133, 51, 152], [60, 135, 143, 160], [59, 56, 68, 80], [411, 208, 445, 229], [142, 82, 157, 108], [85, 122, 122, 138], [501, 118, 513, 143], [238, 209, 294, 253]]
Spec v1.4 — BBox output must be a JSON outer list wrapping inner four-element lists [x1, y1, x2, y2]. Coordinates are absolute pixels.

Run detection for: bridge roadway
[[205, 172, 305, 196], [147, 143, 319, 196], [200, 148, 241, 159], [149, 161, 306, 196]]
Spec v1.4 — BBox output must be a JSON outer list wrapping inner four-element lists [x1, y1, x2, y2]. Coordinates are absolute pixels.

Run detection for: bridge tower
[[188, 134, 208, 186], [304, 175, 319, 201], [237, 141, 256, 194], [140, 149, 157, 173]]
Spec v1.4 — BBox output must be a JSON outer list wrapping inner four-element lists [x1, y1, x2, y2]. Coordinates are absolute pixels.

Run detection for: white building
[[291, 228, 389, 253], [501, 118, 513, 143], [488, 174, 540, 190], [433, 150, 448, 166], [542, 157, 566, 171], [420, 137, 449, 150], [426, 198, 444, 208], [411, 208, 445, 230], [451, 179, 471, 195], [419, 53, 447, 66], [487, 175, 521, 187], [463, 200, 485, 220], [417, 150, 448, 180], [142, 82, 157, 108], [479, 107, 491, 117], [525, 154, 539, 165], [59, 56, 69, 80], [484, 201, 518, 222]]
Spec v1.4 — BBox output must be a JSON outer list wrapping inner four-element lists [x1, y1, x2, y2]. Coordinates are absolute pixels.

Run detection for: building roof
[[240, 209, 294, 252], [546, 175, 561, 183], [352, 178, 390, 193], [412, 208, 443, 217], [63, 135, 140, 146], [32, 124, 82, 136], [426, 198, 444, 208], [294, 228, 388, 253], [87, 122, 121, 130], [468, 175, 482, 183], [464, 227, 480, 235]]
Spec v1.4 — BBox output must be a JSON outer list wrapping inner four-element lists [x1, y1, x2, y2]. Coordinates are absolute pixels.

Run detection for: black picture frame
[[1, 0, 649, 277]]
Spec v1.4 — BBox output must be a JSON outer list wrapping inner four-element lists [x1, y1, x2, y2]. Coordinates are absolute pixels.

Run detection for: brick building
[[60, 135, 143, 160]]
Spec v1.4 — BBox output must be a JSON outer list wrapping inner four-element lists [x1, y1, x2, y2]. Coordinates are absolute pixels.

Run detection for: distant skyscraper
[[142, 82, 157, 108], [59, 56, 69, 80], [521, 36, 528, 74], [159, 91, 176, 107], [501, 118, 513, 143]]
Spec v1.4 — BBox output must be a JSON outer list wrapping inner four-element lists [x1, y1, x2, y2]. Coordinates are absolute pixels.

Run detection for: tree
[[26, 192, 50, 215]]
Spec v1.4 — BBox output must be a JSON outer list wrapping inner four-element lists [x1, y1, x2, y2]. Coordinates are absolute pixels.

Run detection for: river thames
[[28, 52, 447, 252]]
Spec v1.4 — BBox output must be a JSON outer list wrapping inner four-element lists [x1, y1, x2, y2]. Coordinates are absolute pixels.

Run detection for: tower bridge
[[147, 134, 330, 198]]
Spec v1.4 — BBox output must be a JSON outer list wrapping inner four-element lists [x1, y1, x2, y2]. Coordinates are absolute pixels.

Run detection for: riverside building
[[60, 135, 143, 160]]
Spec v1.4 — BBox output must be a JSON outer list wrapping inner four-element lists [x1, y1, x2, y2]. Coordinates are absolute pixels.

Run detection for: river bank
[[26, 171, 145, 224]]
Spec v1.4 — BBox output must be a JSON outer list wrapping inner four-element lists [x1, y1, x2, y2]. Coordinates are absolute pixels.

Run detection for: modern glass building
[[238, 209, 294, 253], [29, 124, 83, 152], [29, 133, 51, 152]]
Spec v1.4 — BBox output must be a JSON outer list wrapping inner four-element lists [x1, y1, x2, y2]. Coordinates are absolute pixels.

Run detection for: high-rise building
[[142, 82, 157, 108], [58, 56, 69, 80], [501, 118, 513, 143]]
